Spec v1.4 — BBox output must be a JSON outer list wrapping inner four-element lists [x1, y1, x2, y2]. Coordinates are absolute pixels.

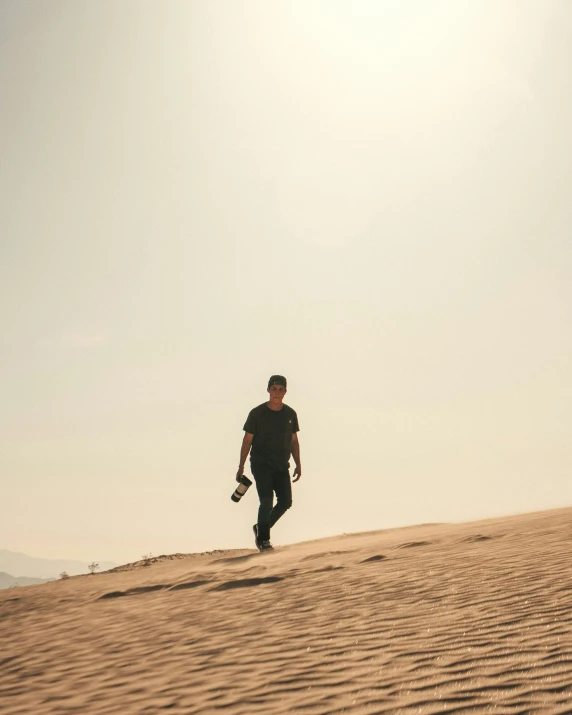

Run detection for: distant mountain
[[0, 572, 52, 590], [0, 550, 118, 580]]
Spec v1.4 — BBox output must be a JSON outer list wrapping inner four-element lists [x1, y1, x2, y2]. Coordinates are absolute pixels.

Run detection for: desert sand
[[1, 507, 571, 714]]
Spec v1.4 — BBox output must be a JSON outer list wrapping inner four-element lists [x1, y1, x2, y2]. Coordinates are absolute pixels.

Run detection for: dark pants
[[252, 464, 293, 542]]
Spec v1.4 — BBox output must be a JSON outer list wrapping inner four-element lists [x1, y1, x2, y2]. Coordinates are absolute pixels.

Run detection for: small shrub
[[88, 562, 100, 575], [60, 571, 69, 580]]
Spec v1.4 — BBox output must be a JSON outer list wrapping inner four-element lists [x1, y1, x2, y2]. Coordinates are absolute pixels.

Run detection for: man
[[237, 375, 301, 551]]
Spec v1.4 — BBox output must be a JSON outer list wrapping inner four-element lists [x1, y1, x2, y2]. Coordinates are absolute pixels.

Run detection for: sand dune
[[1, 507, 572, 714]]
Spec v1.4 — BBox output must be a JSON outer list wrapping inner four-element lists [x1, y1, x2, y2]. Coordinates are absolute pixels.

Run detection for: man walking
[[237, 375, 301, 551]]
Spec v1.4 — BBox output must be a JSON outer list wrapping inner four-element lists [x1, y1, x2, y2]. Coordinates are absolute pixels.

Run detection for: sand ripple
[[1, 508, 571, 714]]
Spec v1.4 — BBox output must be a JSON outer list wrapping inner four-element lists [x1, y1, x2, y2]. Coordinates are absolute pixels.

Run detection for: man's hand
[[238, 433, 254, 482], [291, 433, 301, 482]]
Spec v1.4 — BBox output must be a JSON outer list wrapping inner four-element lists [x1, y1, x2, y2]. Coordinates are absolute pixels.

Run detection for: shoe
[[260, 540, 274, 551], [253, 524, 261, 551]]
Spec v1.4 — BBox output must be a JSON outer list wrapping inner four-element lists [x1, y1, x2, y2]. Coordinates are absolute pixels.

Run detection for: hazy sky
[[1, 0, 571, 564]]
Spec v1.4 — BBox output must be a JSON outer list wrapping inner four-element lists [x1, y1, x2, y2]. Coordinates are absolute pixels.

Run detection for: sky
[[1, 0, 571, 565]]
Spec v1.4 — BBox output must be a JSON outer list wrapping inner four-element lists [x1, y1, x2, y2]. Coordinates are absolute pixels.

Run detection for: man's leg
[[269, 469, 293, 531], [252, 465, 274, 543]]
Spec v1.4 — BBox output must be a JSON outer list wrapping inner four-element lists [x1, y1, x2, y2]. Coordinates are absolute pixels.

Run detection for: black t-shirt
[[243, 402, 300, 471]]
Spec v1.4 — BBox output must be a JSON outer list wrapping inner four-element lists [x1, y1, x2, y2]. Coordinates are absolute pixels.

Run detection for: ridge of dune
[[1, 507, 572, 714]]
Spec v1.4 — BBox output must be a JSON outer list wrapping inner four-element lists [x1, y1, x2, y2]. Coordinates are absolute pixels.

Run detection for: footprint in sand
[[361, 554, 387, 563], [459, 534, 495, 543], [99, 591, 131, 599], [169, 580, 209, 591], [211, 576, 283, 591], [99, 584, 170, 599], [394, 541, 435, 549]]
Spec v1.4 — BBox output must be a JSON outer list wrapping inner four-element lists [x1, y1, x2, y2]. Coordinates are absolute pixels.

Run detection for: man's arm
[[237, 432, 254, 481], [291, 432, 302, 482]]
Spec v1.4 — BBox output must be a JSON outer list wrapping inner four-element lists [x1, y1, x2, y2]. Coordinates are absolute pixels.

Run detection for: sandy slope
[[1, 508, 571, 715]]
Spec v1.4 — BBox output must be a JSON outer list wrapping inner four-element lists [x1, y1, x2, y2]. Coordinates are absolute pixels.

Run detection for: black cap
[[268, 375, 287, 388]]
